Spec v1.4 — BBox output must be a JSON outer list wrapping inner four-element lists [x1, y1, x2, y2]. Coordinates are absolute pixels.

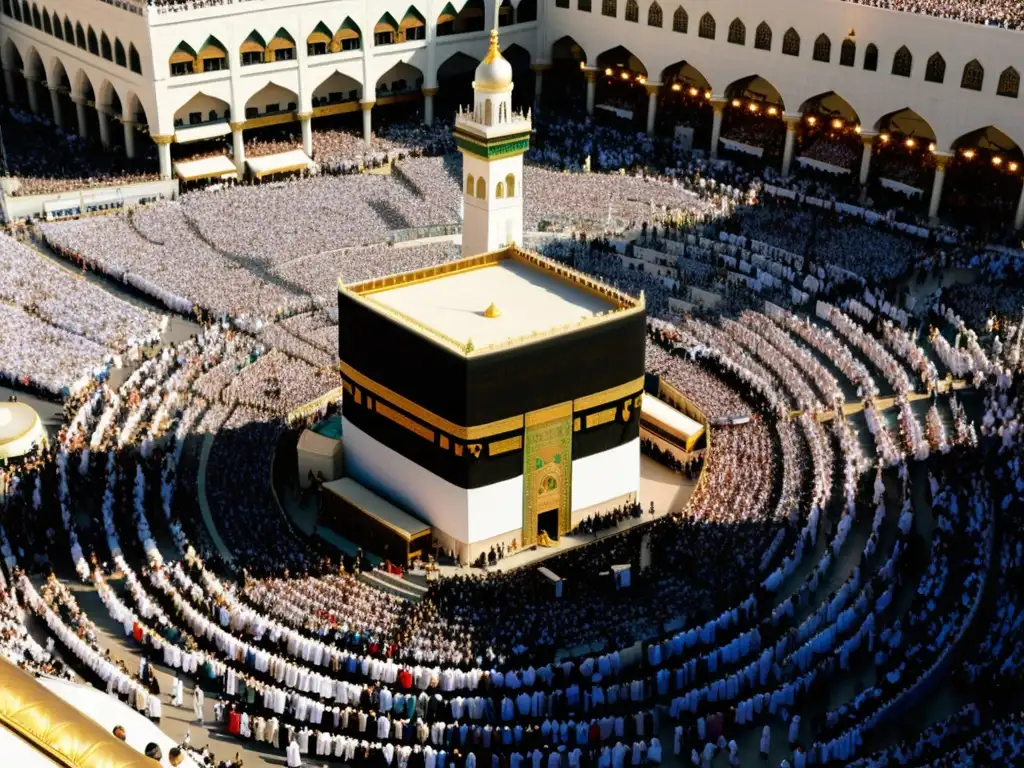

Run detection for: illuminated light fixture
[[704, 90, 712, 99], [689, 87, 698, 96], [637, 75, 646, 83], [749, 102, 759, 112], [671, 83, 681, 91], [905, 138, 915, 148], [854, 125, 862, 134], [832, 119, 843, 129], [963, 149, 975, 159], [605, 67, 613, 76], [928, 142, 936, 152], [993, 156, 1003, 166], [1011, 162, 1019, 172], [807, 116, 817, 125], [767, 106, 778, 116], [880, 133, 890, 142], [620, 71, 630, 80], [731, 98, 741, 107]]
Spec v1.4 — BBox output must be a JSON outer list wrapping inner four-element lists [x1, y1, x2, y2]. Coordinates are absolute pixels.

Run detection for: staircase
[[357, 569, 428, 602]]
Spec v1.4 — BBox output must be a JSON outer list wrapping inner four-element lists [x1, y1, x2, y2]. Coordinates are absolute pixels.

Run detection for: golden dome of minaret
[[473, 28, 514, 93], [483, 302, 502, 318]]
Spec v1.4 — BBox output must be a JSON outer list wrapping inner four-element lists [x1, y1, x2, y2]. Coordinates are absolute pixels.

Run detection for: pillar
[[859, 132, 877, 186], [299, 113, 313, 157], [1015, 181, 1024, 230], [645, 83, 660, 136], [230, 122, 246, 174], [49, 87, 63, 129], [709, 98, 726, 160], [531, 63, 550, 114], [154, 136, 173, 180], [122, 118, 136, 159], [97, 109, 111, 150], [360, 100, 373, 143], [422, 88, 437, 127], [74, 98, 88, 139], [25, 77, 40, 115], [583, 67, 597, 116], [781, 113, 800, 176], [929, 152, 952, 221], [2, 68, 15, 103]]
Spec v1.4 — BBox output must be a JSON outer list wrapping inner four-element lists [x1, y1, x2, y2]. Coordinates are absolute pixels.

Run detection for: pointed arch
[[198, 36, 228, 72], [465, 174, 475, 195], [625, 0, 639, 22], [399, 7, 427, 41], [129, 43, 141, 74], [516, 0, 537, 22], [75, 22, 86, 49], [63, 17, 73, 43], [798, 90, 861, 125], [506, 173, 516, 197], [727, 19, 745, 45], [812, 34, 830, 63], [114, 38, 126, 67], [725, 74, 785, 111], [997, 67, 1019, 98], [452, 0, 486, 34], [863, 43, 878, 71], [333, 18, 362, 52], [100, 32, 113, 61], [52, 12, 62, 40], [672, 6, 688, 33], [42, 8, 51, 34], [476, 177, 486, 199], [698, 12, 715, 39], [596, 46, 648, 77], [924, 52, 945, 84], [891, 46, 912, 77], [436, 2, 458, 34], [661, 59, 712, 94], [839, 38, 855, 67], [312, 70, 362, 106], [244, 81, 298, 118], [648, 1, 662, 27], [307, 22, 332, 56], [173, 91, 231, 127], [782, 28, 799, 57], [872, 107, 935, 142], [376, 61, 423, 95], [495, 180, 505, 198], [267, 28, 296, 62], [551, 35, 587, 67], [754, 22, 771, 51], [961, 59, 984, 91], [602, 0, 617, 17], [240, 30, 267, 65], [498, 0, 514, 27], [169, 41, 197, 76], [30, 2, 40, 29], [86, 25, 98, 55]]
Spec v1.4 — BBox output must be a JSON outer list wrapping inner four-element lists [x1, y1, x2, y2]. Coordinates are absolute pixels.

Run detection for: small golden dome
[[483, 302, 502, 318], [474, 29, 513, 92]]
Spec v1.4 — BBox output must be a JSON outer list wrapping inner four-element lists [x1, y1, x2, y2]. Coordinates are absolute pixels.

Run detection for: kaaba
[[337, 245, 646, 563]]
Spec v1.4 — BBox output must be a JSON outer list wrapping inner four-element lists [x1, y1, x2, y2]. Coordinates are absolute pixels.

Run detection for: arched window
[[169, 42, 196, 76], [240, 31, 267, 65], [924, 53, 945, 83], [782, 28, 799, 56], [64, 17, 73, 42], [864, 43, 878, 71], [75, 22, 86, 49], [698, 12, 715, 39], [648, 2, 662, 27], [114, 39, 126, 67], [727, 19, 745, 45], [506, 173, 516, 197], [53, 12, 63, 39], [43, 9, 52, 34], [754, 22, 772, 51], [812, 34, 830, 62], [496, 181, 505, 198], [578, 0, 591, 11], [602, 0, 616, 17], [476, 177, 486, 199], [839, 38, 855, 67], [625, 0, 638, 21], [31, 2, 40, 28], [10, 0, 19, 20], [997, 66, 1019, 98], [100, 32, 113, 61], [891, 46, 912, 77], [484, 99, 493, 125], [672, 6, 687, 32], [466, 174, 475, 195], [87, 26, 98, 55], [129, 43, 142, 74], [960, 59, 984, 91]]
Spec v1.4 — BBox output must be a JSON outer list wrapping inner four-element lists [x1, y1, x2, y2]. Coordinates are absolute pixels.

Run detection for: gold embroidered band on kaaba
[[340, 361, 643, 445]]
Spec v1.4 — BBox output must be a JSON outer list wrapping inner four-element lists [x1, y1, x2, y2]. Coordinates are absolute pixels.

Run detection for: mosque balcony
[[454, 106, 531, 141]]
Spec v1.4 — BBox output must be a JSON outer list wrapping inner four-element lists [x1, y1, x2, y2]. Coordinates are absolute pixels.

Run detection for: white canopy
[[246, 149, 313, 179], [174, 155, 238, 182], [174, 121, 232, 144]]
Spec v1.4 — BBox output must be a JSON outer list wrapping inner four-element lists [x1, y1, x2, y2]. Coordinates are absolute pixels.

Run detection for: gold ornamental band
[[340, 363, 644, 442]]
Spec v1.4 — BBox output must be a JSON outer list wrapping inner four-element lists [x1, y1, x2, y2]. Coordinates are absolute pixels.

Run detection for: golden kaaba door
[[521, 404, 572, 548]]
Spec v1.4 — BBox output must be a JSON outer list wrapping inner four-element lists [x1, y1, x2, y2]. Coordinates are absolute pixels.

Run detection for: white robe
[[287, 740, 302, 768], [171, 679, 184, 707], [193, 686, 205, 723]]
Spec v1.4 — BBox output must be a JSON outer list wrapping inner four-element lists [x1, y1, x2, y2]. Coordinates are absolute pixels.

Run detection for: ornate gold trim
[[526, 401, 572, 427], [376, 401, 435, 442], [489, 435, 523, 456], [585, 406, 618, 429], [340, 362, 524, 440], [573, 376, 645, 413]]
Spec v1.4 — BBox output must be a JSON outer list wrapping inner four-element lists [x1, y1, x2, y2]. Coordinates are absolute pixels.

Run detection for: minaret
[[454, 12, 532, 257]]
